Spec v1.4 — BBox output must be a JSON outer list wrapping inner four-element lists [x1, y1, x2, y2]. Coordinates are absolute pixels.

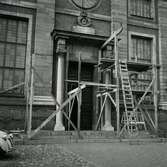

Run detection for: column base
[[102, 122, 114, 131], [54, 124, 65, 131]]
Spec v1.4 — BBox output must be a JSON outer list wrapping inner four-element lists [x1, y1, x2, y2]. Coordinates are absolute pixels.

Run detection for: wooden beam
[[134, 79, 154, 112], [68, 84, 86, 95], [77, 54, 81, 131], [66, 80, 117, 88], [95, 94, 107, 130], [80, 81, 117, 88], [28, 85, 85, 139], [101, 25, 123, 49], [115, 36, 120, 134], [0, 82, 24, 94], [153, 65, 158, 132], [27, 54, 35, 135], [107, 93, 116, 107]]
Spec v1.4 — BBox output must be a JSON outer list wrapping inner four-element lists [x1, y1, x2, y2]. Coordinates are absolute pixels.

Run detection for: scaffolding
[[23, 21, 159, 139]]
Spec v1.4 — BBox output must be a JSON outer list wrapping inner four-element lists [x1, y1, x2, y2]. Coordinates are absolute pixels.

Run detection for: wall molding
[[0, 0, 37, 9], [55, 7, 111, 22]]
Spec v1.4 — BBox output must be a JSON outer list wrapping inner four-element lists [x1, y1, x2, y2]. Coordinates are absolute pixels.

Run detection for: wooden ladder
[[119, 61, 138, 134]]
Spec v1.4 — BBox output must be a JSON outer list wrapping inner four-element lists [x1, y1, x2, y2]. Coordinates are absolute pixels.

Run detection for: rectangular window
[[130, 71, 152, 91], [130, 0, 153, 18], [0, 16, 28, 96], [130, 35, 152, 63]]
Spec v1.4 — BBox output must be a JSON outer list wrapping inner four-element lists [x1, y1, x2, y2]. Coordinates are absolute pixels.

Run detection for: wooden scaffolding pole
[[77, 53, 82, 131], [115, 36, 120, 134], [153, 64, 158, 132], [27, 53, 35, 135], [152, 36, 158, 133]]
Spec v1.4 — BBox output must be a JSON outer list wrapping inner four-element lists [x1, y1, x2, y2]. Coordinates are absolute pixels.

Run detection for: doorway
[[67, 62, 94, 130]]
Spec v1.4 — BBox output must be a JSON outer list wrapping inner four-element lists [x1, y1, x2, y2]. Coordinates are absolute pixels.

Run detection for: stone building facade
[[0, 0, 167, 134]]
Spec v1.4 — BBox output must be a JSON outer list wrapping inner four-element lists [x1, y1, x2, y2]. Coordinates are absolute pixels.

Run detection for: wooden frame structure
[[24, 21, 159, 139]]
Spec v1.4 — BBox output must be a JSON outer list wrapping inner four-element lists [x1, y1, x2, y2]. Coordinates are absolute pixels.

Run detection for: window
[[130, 0, 154, 19], [130, 71, 152, 91], [0, 16, 28, 96], [130, 35, 152, 63]]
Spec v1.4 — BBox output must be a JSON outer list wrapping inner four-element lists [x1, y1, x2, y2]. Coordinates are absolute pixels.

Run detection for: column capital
[[56, 38, 67, 54]]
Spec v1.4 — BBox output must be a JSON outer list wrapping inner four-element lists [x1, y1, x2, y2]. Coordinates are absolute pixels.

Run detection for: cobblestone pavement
[[0, 145, 99, 167]]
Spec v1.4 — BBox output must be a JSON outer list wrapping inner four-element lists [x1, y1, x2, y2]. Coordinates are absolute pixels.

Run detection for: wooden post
[[100, 95, 103, 130], [65, 45, 70, 130], [152, 36, 158, 133], [29, 86, 85, 139], [77, 53, 82, 131], [27, 53, 35, 136], [115, 36, 120, 134], [153, 65, 158, 132]]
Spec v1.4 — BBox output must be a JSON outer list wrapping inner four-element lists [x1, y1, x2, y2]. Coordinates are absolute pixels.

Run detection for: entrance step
[[13, 130, 167, 145]]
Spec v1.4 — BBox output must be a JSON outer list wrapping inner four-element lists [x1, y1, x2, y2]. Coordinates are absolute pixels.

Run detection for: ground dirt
[[0, 143, 167, 167]]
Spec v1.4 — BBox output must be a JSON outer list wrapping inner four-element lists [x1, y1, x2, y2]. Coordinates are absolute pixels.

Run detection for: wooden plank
[[66, 80, 117, 88], [107, 93, 116, 107], [115, 36, 120, 134], [77, 54, 81, 131], [134, 79, 154, 112], [27, 53, 35, 135], [95, 94, 107, 130], [0, 82, 24, 94], [68, 84, 86, 95], [101, 25, 123, 49], [28, 85, 85, 139]]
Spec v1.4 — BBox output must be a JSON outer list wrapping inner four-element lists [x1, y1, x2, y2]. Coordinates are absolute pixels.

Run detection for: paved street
[[1, 143, 167, 167], [0, 145, 98, 167], [64, 142, 167, 167]]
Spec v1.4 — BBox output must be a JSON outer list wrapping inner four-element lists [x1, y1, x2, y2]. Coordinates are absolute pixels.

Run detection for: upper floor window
[[130, 0, 154, 19], [0, 16, 28, 96], [130, 35, 152, 63]]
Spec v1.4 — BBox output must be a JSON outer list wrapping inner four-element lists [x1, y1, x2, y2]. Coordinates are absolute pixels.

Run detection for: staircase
[[119, 61, 146, 135], [13, 130, 163, 145]]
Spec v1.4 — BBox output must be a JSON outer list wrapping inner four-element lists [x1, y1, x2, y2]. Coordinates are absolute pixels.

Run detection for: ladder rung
[[126, 101, 133, 103], [122, 81, 130, 84], [123, 86, 130, 88], [125, 97, 132, 99]]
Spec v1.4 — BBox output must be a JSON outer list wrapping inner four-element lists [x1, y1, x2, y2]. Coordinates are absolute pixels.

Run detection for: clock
[[70, 0, 102, 10]]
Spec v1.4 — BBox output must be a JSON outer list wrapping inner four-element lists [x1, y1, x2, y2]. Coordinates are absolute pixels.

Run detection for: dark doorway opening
[[67, 62, 94, 130]]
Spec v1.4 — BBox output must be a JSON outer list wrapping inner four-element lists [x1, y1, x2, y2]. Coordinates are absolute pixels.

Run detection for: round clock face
[[70, 0, 102, 10]]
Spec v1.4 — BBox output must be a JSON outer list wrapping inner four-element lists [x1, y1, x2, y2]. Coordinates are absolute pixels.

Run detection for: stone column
[[54, 38, 66, 131], [102, 71, 114, 131]]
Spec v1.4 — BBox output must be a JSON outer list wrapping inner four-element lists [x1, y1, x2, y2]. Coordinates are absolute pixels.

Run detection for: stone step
[[13, 130, 162, 145], [15, 137, 167, 145]]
